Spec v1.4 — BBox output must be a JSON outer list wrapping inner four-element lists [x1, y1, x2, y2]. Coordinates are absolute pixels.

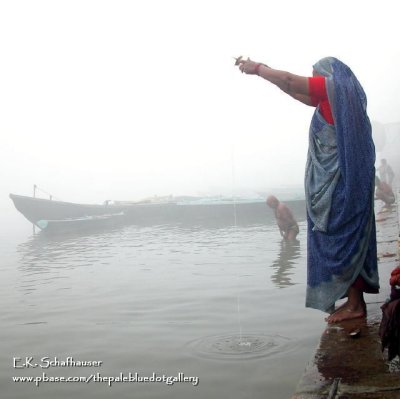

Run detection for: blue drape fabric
[[305, 57, 379, 312]]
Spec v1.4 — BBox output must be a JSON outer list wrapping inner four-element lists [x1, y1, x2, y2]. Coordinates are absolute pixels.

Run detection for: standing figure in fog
[[378, 158, 395, 187], [237, 56, 379, 323], [375, 176, 395, 208], [266, 195, 299, 241]]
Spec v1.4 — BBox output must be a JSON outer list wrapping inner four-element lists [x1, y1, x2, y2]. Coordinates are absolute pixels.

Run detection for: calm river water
[[0, 201, 325, 399]]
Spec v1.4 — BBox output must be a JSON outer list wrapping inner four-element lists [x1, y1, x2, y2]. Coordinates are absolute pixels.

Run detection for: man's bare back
[[266, 196, 299, 241]]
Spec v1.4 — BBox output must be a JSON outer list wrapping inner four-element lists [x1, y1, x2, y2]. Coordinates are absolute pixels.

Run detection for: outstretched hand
[[234, 56, 261, 75]]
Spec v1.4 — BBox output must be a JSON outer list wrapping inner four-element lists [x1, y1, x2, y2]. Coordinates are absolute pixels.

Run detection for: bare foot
[[325, 303, 366, 324], [332, 299, 366, 314]]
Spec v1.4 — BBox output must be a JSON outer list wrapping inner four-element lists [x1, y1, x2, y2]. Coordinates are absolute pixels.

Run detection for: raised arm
[[238, 58, 313, 106]]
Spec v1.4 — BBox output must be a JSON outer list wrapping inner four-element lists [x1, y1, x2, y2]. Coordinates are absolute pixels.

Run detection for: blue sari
[[305, 57, 379, 312]]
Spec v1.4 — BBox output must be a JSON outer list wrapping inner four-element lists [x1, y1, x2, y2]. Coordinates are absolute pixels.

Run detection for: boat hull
[[9, 194, 128, 226], [37, 213, 125, 234]]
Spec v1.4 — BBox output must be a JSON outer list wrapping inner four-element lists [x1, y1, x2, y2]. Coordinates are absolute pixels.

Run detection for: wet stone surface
[[292, 205, 400, 399]]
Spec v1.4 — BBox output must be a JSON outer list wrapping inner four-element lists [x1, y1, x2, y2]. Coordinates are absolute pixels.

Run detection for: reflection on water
[[270, 239, 301, 288], [16, 225, 140, 296], [15, 222, 258, 295], [18, 227, 124, 269], [16, 217, 305, 297]]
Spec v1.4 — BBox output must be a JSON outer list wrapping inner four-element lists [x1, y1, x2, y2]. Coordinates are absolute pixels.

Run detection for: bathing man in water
[[266, 195, 299, 241]]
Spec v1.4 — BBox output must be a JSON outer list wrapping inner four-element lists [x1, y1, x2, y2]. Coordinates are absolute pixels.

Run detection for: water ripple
[[186, 332, 294, 361]]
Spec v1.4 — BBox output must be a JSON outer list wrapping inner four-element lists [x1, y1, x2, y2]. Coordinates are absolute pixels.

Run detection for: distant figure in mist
[[237, 56, 379, 324], [266, 196, 299, 241], [378, 159, 395, 187], [375, 176, 395, 208]]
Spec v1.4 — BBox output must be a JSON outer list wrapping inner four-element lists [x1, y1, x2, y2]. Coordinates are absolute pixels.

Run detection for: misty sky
[[1, 0, 399, 206]]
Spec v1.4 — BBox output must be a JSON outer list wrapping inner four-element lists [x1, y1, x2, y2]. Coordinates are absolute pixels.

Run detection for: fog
[[1, 0, 400, 213]]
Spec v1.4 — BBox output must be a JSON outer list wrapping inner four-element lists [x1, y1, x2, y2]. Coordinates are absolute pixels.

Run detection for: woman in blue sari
[[237, 57, 379, 323]]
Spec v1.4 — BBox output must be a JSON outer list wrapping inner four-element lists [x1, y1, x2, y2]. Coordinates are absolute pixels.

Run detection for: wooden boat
[[10, 193, 307, 230], [9, 194, 129, 227]]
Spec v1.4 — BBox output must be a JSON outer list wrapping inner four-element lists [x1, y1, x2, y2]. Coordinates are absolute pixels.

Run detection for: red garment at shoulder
[[308, 76, 334, 125]]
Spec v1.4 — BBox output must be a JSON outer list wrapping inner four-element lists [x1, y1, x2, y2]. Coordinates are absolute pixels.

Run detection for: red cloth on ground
[[390, 267, 400, 286], [308, 76, 334, 125]]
